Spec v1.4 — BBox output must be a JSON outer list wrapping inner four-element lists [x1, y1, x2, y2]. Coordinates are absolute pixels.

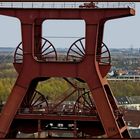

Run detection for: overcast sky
[[0, 3, 140, 49], [104, 3, 140, 48]]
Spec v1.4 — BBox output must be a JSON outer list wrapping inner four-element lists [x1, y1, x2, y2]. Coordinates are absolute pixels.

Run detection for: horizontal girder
[[0, 0, 139, 2], [15, 114, 99, 121]]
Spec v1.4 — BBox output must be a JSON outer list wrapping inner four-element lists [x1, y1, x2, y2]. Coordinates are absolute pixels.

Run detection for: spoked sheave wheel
[[66, 38, 111, 65], [14, 42, 23, 63], [96, 42, 111, 65], [22, 90, 48, 113], [66, 37, 85, 61], [40, 37, 57, 61], [14, 37, 57, 63], [73, 90, 96, 115]]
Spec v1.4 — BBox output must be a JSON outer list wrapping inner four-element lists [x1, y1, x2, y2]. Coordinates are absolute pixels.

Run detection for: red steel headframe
[[0, 7, 135, 138]]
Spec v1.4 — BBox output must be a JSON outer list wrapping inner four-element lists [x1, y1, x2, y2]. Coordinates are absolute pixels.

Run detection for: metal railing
[[0, 2, 135, 9], [107, 75, 140, 81]]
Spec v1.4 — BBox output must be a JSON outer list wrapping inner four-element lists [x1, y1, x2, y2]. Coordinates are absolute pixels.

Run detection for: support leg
[[87, 76, 130, 138], [0, 77, 32, 138]]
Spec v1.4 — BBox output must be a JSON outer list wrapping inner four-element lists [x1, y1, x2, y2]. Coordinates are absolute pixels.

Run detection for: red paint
[[0, 8, 134, 138]]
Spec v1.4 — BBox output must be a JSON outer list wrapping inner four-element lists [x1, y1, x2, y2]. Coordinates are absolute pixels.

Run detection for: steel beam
[[15, 114, 99, 121], [0, 0, 139, 2]]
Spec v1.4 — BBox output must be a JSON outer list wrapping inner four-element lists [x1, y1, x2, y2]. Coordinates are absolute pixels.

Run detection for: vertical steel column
[[0, 21, 35, 138], [73, 121, 77, 138], [38, 120, 41, 138], [83, 23, 125, 138], [34, 18, 44, 59], [21, 19, 44, 108]]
